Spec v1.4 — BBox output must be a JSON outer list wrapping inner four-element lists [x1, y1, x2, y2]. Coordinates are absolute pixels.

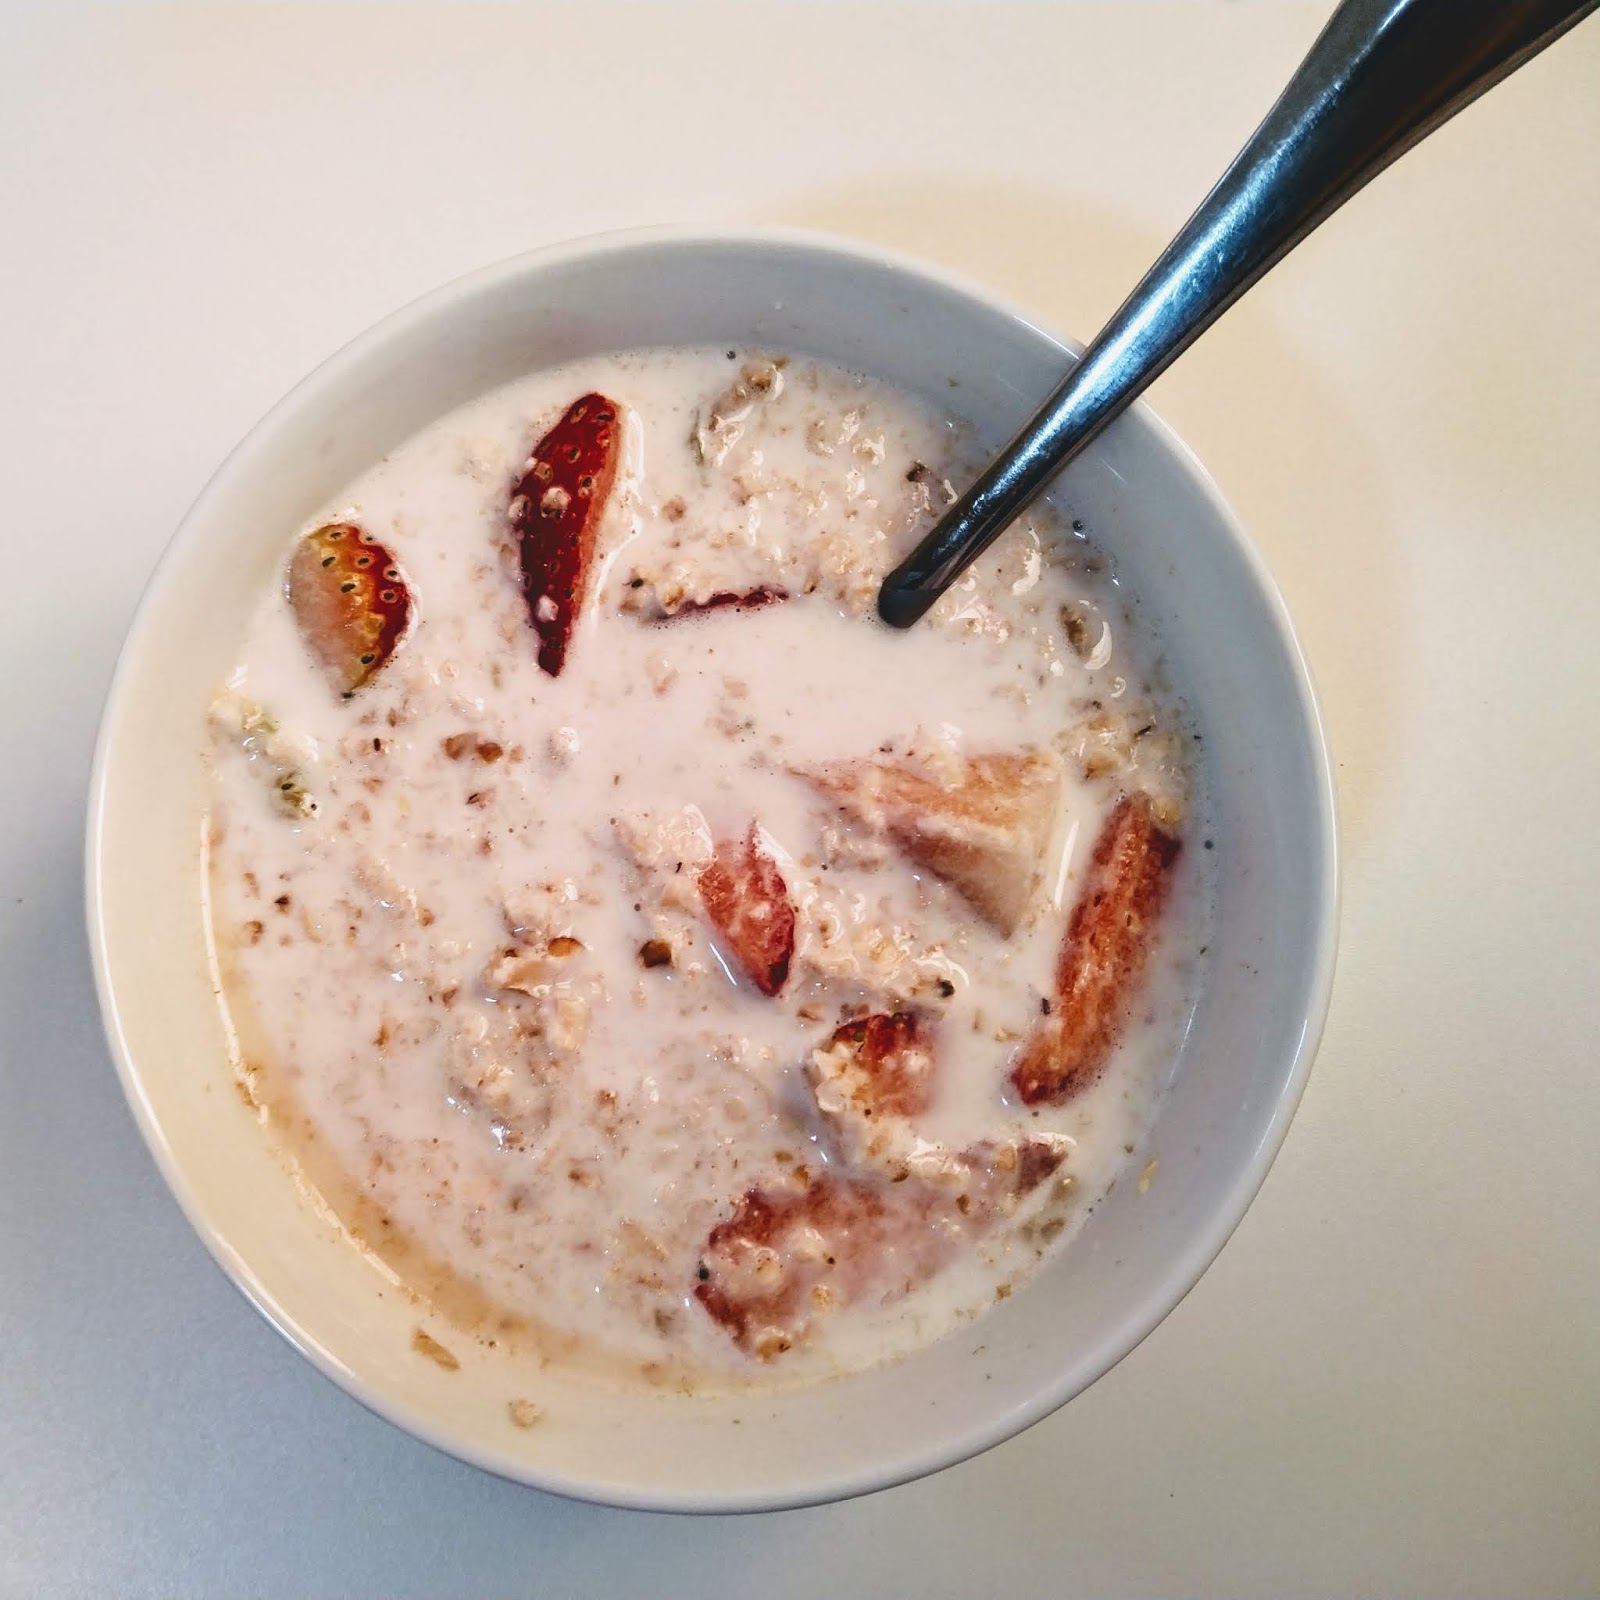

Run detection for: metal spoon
[[877, 0, 1598, 629]]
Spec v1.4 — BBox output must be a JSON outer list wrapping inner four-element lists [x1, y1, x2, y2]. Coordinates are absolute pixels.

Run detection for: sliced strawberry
[[800, 748, 1062, 936], [287, 522, 412, 697], [695, 1176, 908, 1358], [812, 1011, 933, 1121], [657, 586, 788, 621], [808, 1007, 1074, 1193], [694, 1132, 1067, 1357], [806, 1011, 940, 1172], [1011, 791, 1181, 1105], [957, 1135, 1069, 1208], [696, 825, 796, 996], [512, 392, 623, 676]]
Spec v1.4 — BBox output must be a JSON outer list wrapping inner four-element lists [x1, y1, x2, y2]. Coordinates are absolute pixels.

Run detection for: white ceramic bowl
[[87, 227, 1337, 1512]]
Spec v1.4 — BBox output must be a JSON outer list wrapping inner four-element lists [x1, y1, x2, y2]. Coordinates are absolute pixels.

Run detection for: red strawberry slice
[[800, 748, 1062, 936], [1011, 791, 1181, 1105], [695, 1176, 908, 1359], [287, 522, 412, 697], [697, 825, 796, 996], [816, 1012, 934, 1120], [512, 392, 623, 676], [658, 586, 788, 621], [693, 1133, 1066, 1357]]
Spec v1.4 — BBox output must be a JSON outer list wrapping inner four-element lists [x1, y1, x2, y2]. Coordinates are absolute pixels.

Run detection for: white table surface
[[3, 4, 1597, 1595]]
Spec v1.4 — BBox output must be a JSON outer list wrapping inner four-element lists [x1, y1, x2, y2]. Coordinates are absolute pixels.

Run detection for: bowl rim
[[85, 222, 1340, 1513]]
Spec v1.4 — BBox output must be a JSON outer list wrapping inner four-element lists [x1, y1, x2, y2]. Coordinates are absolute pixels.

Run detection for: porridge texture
[[205, 349, 1205, 1391]]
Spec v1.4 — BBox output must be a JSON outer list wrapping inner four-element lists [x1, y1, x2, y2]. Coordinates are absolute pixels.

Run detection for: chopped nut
[[549, 994, 590, 1052], [1151, 792, 1185, 829], [490, 947, 551, 994], [273, 773, 317, 818]]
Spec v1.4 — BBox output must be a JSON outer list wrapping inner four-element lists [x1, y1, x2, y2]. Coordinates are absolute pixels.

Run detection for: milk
[[204, 348, 1206, 1393]]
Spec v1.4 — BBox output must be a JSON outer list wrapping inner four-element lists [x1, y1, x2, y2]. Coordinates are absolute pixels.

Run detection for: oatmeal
[[203, 348, 1206, 1391]]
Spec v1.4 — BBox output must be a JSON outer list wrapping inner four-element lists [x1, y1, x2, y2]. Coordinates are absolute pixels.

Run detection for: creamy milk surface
[[204, 348, 1206, 1392]]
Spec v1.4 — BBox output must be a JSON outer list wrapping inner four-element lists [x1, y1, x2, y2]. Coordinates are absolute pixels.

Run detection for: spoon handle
[[877, 0, 1598, 628]]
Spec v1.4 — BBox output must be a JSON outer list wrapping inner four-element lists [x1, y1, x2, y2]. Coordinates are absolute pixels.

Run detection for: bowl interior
[[89, 230, 1335, 1511]]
